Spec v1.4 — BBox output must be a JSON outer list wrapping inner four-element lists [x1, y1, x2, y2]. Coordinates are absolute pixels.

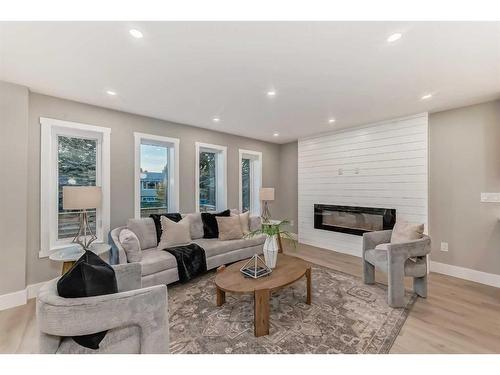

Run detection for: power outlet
[[440, 242, 449, 252], [289, 220, 294, 226], [481, 192, 500, 203]]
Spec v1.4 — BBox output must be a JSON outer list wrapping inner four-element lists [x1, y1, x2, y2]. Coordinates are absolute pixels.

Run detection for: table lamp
[[63, 186, 102, 249], [259, 187, 275, 223]]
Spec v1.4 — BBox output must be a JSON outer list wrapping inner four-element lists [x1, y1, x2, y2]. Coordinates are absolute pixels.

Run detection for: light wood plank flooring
[[1, 242, 499, 354]]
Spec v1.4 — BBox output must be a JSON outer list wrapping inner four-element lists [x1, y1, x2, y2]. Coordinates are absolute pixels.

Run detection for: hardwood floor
[[1, 242, 499, 353]]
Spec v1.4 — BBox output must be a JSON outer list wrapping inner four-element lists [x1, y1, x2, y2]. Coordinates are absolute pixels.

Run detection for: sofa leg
[[413, 275, 427, 298], [363, 260, 375, 285], [388, 269, 405, 308]]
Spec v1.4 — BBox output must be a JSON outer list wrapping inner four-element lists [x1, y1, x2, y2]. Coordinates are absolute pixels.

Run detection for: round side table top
[[215, 253, 311, 294], [49, 243, 111, 262]]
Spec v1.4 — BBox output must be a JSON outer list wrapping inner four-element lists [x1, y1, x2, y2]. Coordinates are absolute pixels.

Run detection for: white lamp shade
[[259, 187, 275, 201], [63, 186, 102, 210]]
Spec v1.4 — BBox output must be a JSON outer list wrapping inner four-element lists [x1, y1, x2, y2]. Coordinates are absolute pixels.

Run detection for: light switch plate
[[440, 242, 449, 252], [480, 193, 500, 203]]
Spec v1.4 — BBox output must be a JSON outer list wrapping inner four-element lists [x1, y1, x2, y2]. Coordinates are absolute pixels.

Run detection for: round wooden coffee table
[[215, 253, 312, 337]]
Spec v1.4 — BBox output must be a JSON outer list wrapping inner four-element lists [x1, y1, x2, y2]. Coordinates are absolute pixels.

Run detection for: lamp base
[[261, 201, 271, 223], [72, 210, 97, 250]]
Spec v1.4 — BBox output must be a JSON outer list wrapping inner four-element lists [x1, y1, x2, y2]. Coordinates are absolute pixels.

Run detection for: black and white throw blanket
[[163, 243, 207, 283]]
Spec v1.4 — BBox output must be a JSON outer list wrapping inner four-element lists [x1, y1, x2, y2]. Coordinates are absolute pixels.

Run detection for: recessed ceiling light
[[212, 117, 220, 123], [328, 118, 336, 124], [129, 29, 144, 39], [106, 90, 117, 96], [267, 90, 276, 97], [387, 33, 402, 43], [421, 93, 433, 100], [273, 132, 279, 137]]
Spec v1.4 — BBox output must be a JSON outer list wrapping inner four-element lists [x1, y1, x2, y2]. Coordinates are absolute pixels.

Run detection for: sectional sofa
[[109, 212, 265, 287]]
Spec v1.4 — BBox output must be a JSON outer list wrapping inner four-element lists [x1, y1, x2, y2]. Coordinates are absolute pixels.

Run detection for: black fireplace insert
[[314, 204, 396, 236]]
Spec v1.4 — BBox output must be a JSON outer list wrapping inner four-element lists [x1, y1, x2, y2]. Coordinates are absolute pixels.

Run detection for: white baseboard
[[430, 261, 500, 288], [27, 281, 47, 300], [0, 289, 27, 311], [0, 281, 48, 311]]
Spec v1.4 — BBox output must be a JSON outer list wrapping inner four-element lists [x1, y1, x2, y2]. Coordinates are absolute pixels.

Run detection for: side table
[[49, 243, 111, 275]]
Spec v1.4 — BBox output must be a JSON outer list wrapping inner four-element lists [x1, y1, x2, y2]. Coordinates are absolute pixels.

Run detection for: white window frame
[[40, 117, 111, 258], [134, 133, 180, 218], [195, 142, 227, 212], [238, 149, 263, 215]]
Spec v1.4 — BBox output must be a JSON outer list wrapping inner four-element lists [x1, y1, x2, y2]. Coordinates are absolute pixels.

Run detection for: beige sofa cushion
[[140, 249, 177, 276], [119, 228, 142, 262], [216, 215, 244, 240], [184, 213, 204, 239], [193, 236, 265, 258], [234, 211, 250, 234], [391, 222, 424, 244], [127, 218, 157, 250], [157, 216, 192, 249]]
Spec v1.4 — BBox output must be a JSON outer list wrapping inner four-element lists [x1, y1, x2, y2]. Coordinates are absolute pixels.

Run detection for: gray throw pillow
[[185, 213, 204, 239], [119, 229, 142, 262], [157, 216, 192, 249], [391, 222, 424, 244], [127, 218, 157, 250]]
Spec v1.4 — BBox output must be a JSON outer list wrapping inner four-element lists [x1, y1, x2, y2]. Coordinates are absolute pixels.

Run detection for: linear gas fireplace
[[314, 204, 396, 236]]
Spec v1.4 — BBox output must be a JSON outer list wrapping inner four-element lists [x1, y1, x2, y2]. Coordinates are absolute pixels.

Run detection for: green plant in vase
[[245, 219, 296, 268]]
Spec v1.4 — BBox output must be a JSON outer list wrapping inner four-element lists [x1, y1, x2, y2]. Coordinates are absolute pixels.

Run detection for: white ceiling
[[1, 22, 499, 143]]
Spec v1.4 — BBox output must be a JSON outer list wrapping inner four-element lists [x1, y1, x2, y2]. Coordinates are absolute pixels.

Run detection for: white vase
[[263, 234, 279, 269]]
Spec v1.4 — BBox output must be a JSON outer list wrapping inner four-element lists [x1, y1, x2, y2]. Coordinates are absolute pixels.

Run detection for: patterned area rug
[[168, 263, 416, 354]]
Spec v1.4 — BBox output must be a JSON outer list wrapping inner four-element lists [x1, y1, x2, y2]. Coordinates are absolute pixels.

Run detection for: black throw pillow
[[201, 209, 231, 238], [150, 213, 183, 244], [57, 250, 118, 350]]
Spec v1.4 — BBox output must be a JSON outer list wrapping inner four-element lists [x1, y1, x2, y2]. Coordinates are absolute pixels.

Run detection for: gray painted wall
[[275, 141, 298, 233], [26, 92, 283, 285], [429, 100, 500, 275], [0, 81, 29, 294]]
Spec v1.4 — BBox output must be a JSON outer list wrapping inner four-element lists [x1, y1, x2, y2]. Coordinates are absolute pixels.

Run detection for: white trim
[[0, 289, 27, 311], [26, 281, 47, 300], [134, 133, 180, 218], [39, 117, 111, 258], [195, 142, 227, 212], [430, 261, 500, 288], [0, 281, 49, 311], [238, 149, 262, 215]]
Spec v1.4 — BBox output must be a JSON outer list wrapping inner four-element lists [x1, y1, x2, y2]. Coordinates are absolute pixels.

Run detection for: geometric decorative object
[[63, 186, 102, 250], [239, 254, 272, 279]]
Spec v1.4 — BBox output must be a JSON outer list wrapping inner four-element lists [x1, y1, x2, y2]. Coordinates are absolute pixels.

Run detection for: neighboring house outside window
[[134, 133, 180, 218]]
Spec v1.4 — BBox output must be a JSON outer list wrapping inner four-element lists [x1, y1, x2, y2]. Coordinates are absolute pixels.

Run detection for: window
[[134, 133, 179, 218], [40, 117, 110, 257], [195, 142, 227, 212], [239, 149, 262, 215]]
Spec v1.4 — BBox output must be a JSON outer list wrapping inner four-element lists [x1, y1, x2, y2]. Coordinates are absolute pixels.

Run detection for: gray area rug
[[168, 263, 416, 354]]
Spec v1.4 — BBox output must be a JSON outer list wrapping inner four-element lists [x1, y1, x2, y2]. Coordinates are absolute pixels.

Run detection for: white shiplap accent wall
[[298, 113, 428, 257]]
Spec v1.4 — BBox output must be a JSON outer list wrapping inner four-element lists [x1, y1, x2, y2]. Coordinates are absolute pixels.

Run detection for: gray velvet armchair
[[36, 263, 169, 354], [362, 230, 431, 307]]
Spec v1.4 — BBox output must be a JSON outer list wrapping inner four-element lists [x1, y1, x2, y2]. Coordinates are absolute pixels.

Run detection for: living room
[[1, 1, 499, 372]]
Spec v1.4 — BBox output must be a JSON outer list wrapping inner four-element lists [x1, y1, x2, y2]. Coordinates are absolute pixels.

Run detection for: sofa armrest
[[249, 216, 262, 232], [362, 230, 392, 253], [37, 280, 168, 353], [109, 227, 128, 264], [112, 263, 142, 292]]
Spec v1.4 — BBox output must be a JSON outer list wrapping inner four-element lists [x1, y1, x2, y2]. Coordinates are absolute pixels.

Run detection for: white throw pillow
[[157, 216, 192, 249], [233, 211, 250, 235], [119, 228, 142, 262], [217, 215, 244, 241], [391, 222, 424, 244]]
